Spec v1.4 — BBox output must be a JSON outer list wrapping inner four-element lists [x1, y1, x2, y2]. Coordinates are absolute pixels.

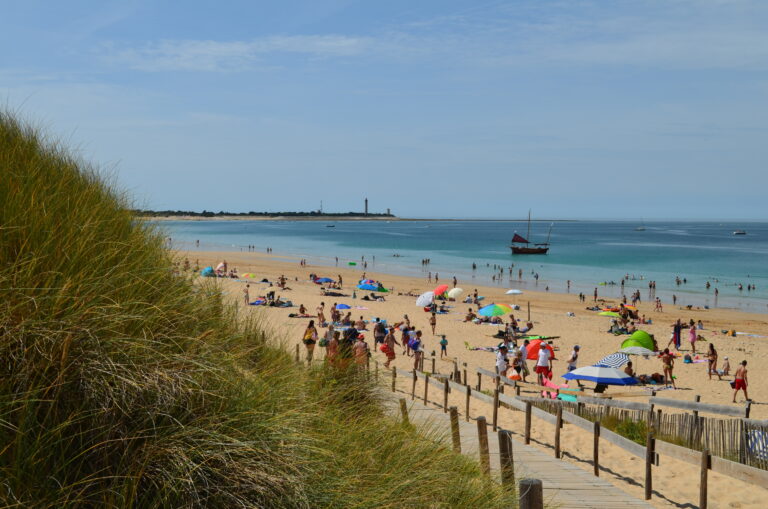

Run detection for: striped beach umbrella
[[595, 353, 630, 368], [563, 365, 637, 385], [477, 303, 513, 317]]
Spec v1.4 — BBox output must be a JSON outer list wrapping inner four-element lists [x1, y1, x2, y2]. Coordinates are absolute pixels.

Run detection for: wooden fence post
[[411, 370, 417, 400], [700, 448, 709, 509], [645, 431, 655, 500], [463, 362, 468, 385], [525, 402, 532, 445], [519, 478, 543, 509], [465, 386, 471, 422], [515, 384, 521, 396], [295, 344, 300, 362], [399, 398, 409, 426], [593, 421, 600, 476], [443, 378, 449, 413], [499, 429, 515, 487], [739, 418, 746, 464], [555, 404, 563, 459], [477, 416, 491, 475], [691, 395, 701, 445], [391, 368, 396, 392], [449, 406, 461, 453], [431, 354, 436, 374], [493, 388, 500, 431], [423, 374, 430, 405], [476, 371, 482, 391]]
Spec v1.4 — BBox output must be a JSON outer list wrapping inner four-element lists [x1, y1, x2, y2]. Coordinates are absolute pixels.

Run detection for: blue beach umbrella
[[315, 277, 334, 283], [336, 303, 351, 309], [200, 266, 215, 277], [357, 283, 378, 291], [562, 365, 638, 386]]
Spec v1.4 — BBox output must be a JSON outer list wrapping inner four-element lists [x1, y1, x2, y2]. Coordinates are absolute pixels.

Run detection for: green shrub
[[0, 113, 513, 508]]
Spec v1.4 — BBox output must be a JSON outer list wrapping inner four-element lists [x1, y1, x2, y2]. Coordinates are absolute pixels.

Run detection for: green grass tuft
[[0, 113, 514, 508]]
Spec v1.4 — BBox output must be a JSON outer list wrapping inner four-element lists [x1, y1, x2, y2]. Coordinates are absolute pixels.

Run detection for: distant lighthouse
[[364, 198, 368, 216]]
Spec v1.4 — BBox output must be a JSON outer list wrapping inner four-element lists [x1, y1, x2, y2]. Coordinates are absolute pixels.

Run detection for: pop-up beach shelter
[[620, 330, 654, 351]]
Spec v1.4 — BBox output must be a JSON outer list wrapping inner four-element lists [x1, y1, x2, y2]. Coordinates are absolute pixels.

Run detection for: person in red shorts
[[535, 344, 553, 385], [732, 360, 749, 403]]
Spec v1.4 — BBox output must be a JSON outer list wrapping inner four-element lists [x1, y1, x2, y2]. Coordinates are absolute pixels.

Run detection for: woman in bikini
[[661, 348, 676, 389], [707, 343, 721, 380]]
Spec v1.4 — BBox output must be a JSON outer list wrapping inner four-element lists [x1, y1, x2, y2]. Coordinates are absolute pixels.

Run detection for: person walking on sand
[[302, 320, 318, 364], [496, 345, 509, 377], [535, 344, 552, 385], [439, 335, 448, 358], [453, 276, 457, 288], [688, 324, 698, 354], [429, 312, 437, 335], [382, 328, 399, 368], [661, 348, 676, 389], [243, 283, 250, 305], [566, 345, 582, 388], [326, 330, 340, 366], [353, 334, 368, 369], [733, 361, 749, 403], [411, 330, 424, 370], [707, 343, 721, 380], [316, 302, 326, 326]]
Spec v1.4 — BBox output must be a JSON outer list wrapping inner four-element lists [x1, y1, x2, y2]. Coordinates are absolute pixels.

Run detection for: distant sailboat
[[634, 219, 646, 231], [510, 211, 551, 255], [733, 230, 747, 235]]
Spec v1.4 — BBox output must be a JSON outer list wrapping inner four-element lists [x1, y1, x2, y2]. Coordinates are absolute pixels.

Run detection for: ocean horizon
[[159, 219, 768, 314]]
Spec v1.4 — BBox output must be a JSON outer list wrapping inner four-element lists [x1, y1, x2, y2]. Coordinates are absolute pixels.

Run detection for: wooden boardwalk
[[386, 395, 652, 509]]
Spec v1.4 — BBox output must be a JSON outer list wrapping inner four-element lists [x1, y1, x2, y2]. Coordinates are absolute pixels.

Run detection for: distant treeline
[[134, 209, 396, 218]]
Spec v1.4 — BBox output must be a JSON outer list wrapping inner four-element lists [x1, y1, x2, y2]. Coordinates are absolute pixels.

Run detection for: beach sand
[[180, 249, 768, 508]]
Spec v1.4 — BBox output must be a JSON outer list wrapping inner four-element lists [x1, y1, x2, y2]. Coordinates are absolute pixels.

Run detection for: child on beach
[[439, 335, 448, 358], [429, 312, 437, 335]]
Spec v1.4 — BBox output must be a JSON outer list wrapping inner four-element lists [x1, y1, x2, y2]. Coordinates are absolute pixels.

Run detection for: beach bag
[[408, 338, 420, 351], [683, 354, 692, 363]]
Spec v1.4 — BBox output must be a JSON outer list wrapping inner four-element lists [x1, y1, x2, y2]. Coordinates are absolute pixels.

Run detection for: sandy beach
[[181, 248, 768, 508]]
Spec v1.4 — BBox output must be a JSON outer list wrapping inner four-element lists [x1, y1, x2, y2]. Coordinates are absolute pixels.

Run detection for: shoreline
[[143, 215, 576, 222]]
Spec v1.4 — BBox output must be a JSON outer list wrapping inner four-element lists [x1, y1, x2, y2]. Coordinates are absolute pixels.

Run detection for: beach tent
[[563, 366, 638, 386], [315, 277, 334, 284], [525, 339, 556, 361], [595, 353, 630, 368], [478, 303, 513, 317], [200, 266, 215, 277], [416, 291, 434, 307], [360, 279, 376, 285], [620, 330, 654, 351], [447, 287, 463, 299], [358, 283, 378, 291], [506, 289, 523, 295]]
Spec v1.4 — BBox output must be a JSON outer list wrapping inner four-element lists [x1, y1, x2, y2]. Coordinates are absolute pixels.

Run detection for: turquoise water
[[160, 220, 768, 313]]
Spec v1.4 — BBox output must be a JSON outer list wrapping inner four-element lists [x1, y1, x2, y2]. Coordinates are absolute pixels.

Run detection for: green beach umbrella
[[598, 311, 620, 317]]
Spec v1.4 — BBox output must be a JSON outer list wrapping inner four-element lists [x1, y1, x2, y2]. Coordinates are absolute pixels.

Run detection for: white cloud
[[109, 35, 372, 72]]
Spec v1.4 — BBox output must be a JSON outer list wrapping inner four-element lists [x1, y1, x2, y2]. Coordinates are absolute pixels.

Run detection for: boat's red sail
[[512, 233, 528, 243]]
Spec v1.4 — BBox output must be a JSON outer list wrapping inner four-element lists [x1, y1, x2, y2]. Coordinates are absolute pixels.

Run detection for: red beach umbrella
[[433, 284, 449, 296]]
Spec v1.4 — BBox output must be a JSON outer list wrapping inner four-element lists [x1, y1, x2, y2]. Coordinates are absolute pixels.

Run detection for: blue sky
[[2, 0, 767, 219]]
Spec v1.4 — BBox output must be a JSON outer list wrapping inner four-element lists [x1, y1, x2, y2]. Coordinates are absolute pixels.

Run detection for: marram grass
[[0, 113, 516, 508]]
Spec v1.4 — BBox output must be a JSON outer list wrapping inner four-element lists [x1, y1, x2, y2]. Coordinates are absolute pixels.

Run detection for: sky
[[2, 0, 767, 220]]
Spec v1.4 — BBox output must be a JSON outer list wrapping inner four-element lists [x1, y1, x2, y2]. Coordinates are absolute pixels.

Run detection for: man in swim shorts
[[732, 360, 749, 403]]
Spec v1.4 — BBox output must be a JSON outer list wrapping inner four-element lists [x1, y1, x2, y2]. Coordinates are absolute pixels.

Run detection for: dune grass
[[0, 112, 515, 508]]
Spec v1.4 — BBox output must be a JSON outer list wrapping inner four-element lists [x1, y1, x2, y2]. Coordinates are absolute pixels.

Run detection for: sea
[[159, 219, 768, 314]]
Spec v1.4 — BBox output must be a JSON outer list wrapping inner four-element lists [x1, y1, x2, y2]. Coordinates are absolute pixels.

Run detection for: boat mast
[[526, 209, 531, 244], [546, 223, 553, 245]]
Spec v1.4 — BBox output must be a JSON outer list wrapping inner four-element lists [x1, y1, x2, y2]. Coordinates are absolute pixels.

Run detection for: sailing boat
[[510, 211, 551, 255], [635, 219, 646, 231]]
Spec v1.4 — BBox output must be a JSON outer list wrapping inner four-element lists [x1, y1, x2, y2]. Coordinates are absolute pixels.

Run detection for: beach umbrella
[[336, 303, 351, 309], [433, 284, 449, 296], [416, 291, 434, 307], [619, 346, 656, 356], [215, 262, 225, 271], [506, 289, 523, 295], [200, 266, 215, 277], [241, 272, 258, 279], [598, 311, 620, 317], [447, 287, 463, 299], [525, 339, 556, 361], [620, 330, 654, 351], [478, 303, 513, 317], [360, 279, 376, 285], [315, 277, 334, 283], [563, 366, 638, 386], [357, 283, 378, 291], [595, 353, 630, 368]]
